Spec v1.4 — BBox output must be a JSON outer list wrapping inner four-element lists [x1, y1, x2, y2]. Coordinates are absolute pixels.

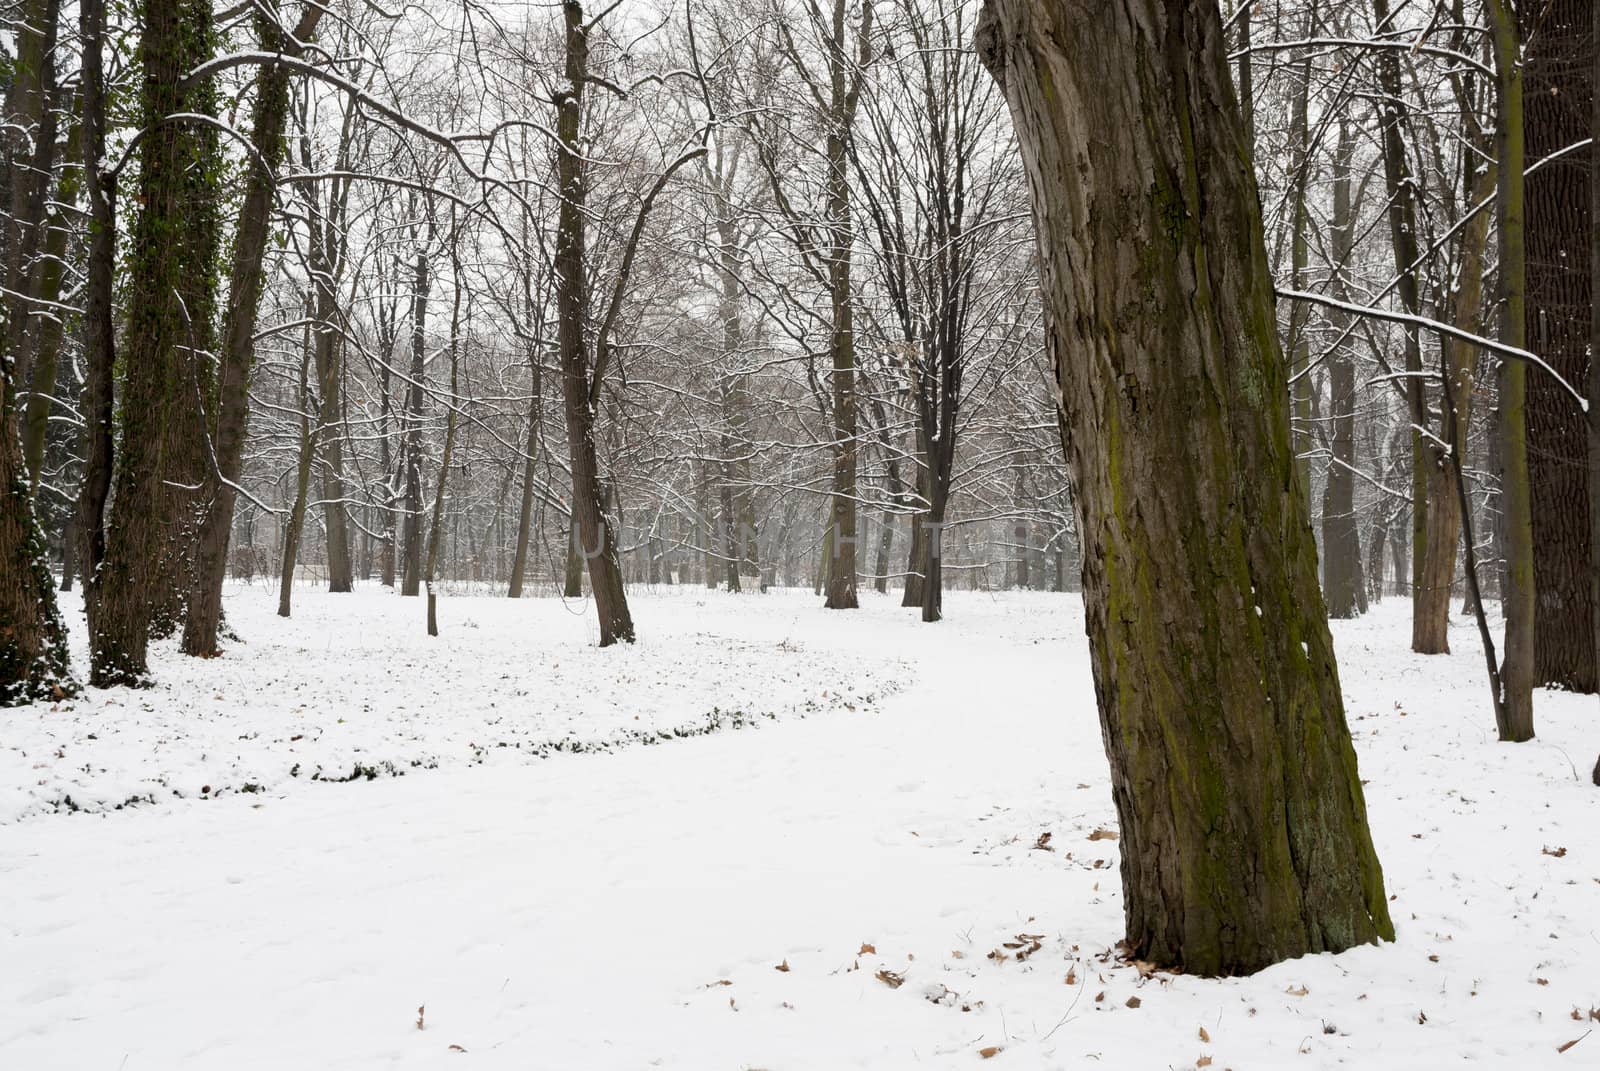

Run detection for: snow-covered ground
[[1, 585, 1596, 1069]]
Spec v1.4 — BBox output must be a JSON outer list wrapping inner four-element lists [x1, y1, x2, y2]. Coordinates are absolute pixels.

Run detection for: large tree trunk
[[1522, 0, 1594, 693], [1590, 0, 1600, 735], [91, 0, 215, 686], [1488, 0, 1537, 741], [1, 371, 74, 703], [977, 0, 1393, 976], [0, 0, 75, 704]]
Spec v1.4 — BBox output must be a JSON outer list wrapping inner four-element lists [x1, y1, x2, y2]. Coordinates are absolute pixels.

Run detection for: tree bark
[[1522, 0, 1594, 692], [977, 0, 1393, 976]]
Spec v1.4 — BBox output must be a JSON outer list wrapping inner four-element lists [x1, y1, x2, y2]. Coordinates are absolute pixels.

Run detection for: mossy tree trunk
[[91, 0, 217, 686], [1487, 0, 1536, 742], [0, 0, 74, 701], [977, 0, 1393, 976], [185, 7, 323, 655]]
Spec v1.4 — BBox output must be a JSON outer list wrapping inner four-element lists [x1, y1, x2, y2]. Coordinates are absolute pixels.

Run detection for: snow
[[2, 586, 1597, 1069]]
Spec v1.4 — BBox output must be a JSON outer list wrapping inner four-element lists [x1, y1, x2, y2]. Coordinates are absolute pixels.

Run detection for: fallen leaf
[[1542, 846, 1568, 858], [1125, 996, 1142, 1009], [1557, 1033, 1589, 1055], [876, 969, 905, 989], [859, 943, 876, 955], [416, 1006, 425, 1031], [1033, 832, 1054, 851], [1539, 978, 1551, 986], [775, 960, 790, 973], [705, 979, 733, 988], [1196, 1058, 1213, 1068], [978, 1045, 1003, 1059], [1285, 984, 1310, 997], [1198, 1026, 1210, 1043], [1065, 967, 1077, 985], [448, 1044, 466, 1053], [1088, 828, 1119, 841]]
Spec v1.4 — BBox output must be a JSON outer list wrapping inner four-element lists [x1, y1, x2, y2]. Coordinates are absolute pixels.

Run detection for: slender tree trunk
[[1371, 0, 1430, 641], [508, 348, 542, 598], [74, 0, 115, 634], [1321, 122, 1365, 619], [185, 8, 322, 653], [278, 314, 316, 618], [554, 2, 633, 645], [21, 105, 78, 490], [1488, 0, 1536, 741], [1414, 160, 1493, 652], [400, 244, 429, 597], [978, 0, 1393, 976], [425, 260, 463, 635]]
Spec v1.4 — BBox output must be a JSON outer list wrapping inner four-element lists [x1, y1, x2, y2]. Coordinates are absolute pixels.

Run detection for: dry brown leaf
[[448, 1044, 467, 1053], [1285, 984, 1310, 997], [876, 969, 906, 989], [1539, 978, 1551, 986], [1542, 846, 1568, 858], [705, 979, 733, 988], [1198, 1026, 1210, 1043], [416, 1005, 426, 1031], [978, 1045, 1003, 1059], [859, 943, 877, 955], [1125, 996, 1142, 1009], [1034, 832, 1054, 851], [1088, 828, 1119, 841], [1196, 1058, 1213, 1068], [775, 960, 790, 973], [1065, 967, 1077, 985]]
